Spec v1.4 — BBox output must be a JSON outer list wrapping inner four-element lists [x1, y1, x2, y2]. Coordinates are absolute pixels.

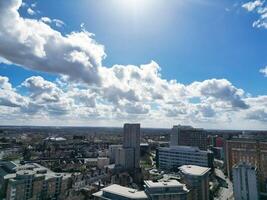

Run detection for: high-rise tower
[[123, 123, 140, 169]]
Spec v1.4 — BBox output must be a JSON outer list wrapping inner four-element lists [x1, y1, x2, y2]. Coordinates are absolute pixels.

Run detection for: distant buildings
[[233, 163, 259, 200], [44, 136, 67, 142], [97, 157, 110, 169], [0, 161, 71, 200], [144, 180, 189, 200], [179, 165, 210, 200], [170, 125, 207, 150], [156, 146, 213, 170], [226, 138, 267, 194]]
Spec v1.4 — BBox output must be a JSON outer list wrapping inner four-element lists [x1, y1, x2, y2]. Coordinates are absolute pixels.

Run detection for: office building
[[226, 138, 267, 194], [144, 180, 189, 200], [108, 145, 122, 163], [123, 123, 141, 169], [170, 125, 207, 150], [115, 147, 134, 169], [93, 184, 148, 200], [179, 165, 210, 200], [233, 163, 259, 200], [97, 157, 110, 169], [0, 161, 71, 200], [156, 146, 213, 170]]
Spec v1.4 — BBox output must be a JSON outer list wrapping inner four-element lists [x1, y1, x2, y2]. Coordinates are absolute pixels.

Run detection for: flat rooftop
[[179, 165, 210, 176], [144, 180, 183, 188], [97, 184, 147, 199]]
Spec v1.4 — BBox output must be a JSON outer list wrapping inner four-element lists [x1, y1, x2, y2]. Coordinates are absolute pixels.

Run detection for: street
[[214, 168, 234, 200]]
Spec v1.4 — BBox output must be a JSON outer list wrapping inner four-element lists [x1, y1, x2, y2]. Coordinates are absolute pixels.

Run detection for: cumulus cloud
[[260, 66, 267, 77], [0, 76, 28, 108], [0, 0, 105, 85], [246, 108, 267, 122], [0, 72, 265, 127], [22, 76, 63, 103], [188, 79, 249, 109]]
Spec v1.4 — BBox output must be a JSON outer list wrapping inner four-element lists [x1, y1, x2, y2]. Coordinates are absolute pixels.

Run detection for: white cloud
[[53, 19, 64, 27], [0, 0, 105, 85], [242, 0, 263, 12], [40, 17, 65, 27], [188, 79, 249, 109], [260, 66, 267, 77], [242, 1, 267, 29], [40, 17, 52, 24], [27, 7, 35, 15], [0, 73, 265, 128], [0, 57, 12, 65], [0, 76, 28, 108], [31, 3, 37, 8]]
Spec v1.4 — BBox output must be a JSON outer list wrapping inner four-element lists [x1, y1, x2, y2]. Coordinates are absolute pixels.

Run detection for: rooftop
[[179, 165, 210, 176], [144, 180, 184, 188], [0, 161, 71, 180], [44, 136, 66, 141], [96, 184, 147, 199]]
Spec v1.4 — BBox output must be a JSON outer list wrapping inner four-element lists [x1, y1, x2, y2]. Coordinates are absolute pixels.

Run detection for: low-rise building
[[0, 161, 71, 200], [144, 180, 189, 200], [156, 146, 213, 171], [93, 184, 148, 200]]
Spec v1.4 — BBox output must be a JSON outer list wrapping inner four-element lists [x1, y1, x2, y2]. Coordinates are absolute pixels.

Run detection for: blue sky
[[0, 0, 267, 128], [2, 0, 267, 93]]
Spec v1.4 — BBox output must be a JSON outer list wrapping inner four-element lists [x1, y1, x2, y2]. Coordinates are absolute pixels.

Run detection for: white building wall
[[233, 163, 258, 200], [158, 146, 209, 170]]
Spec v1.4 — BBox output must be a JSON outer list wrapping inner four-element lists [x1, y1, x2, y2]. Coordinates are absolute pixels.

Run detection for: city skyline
[[0, 0, 267, 129]]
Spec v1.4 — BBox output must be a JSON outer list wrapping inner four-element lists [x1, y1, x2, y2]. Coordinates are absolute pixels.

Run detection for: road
[[214, 168, 234, 200]]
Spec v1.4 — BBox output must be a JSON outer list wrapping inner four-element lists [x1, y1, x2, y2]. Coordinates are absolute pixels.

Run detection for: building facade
[[123, 123, 141, 169], [179, 165, 210, 200], [0, 161, 71, 200], [108, 145, 122, 164], [170, 125, 207, 150], [115, 147, 134, 169], [144, 180, 189, 200], [226, 138, 267, 194], [233, 163, 259, 200], [156, 146, 213, 171]]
